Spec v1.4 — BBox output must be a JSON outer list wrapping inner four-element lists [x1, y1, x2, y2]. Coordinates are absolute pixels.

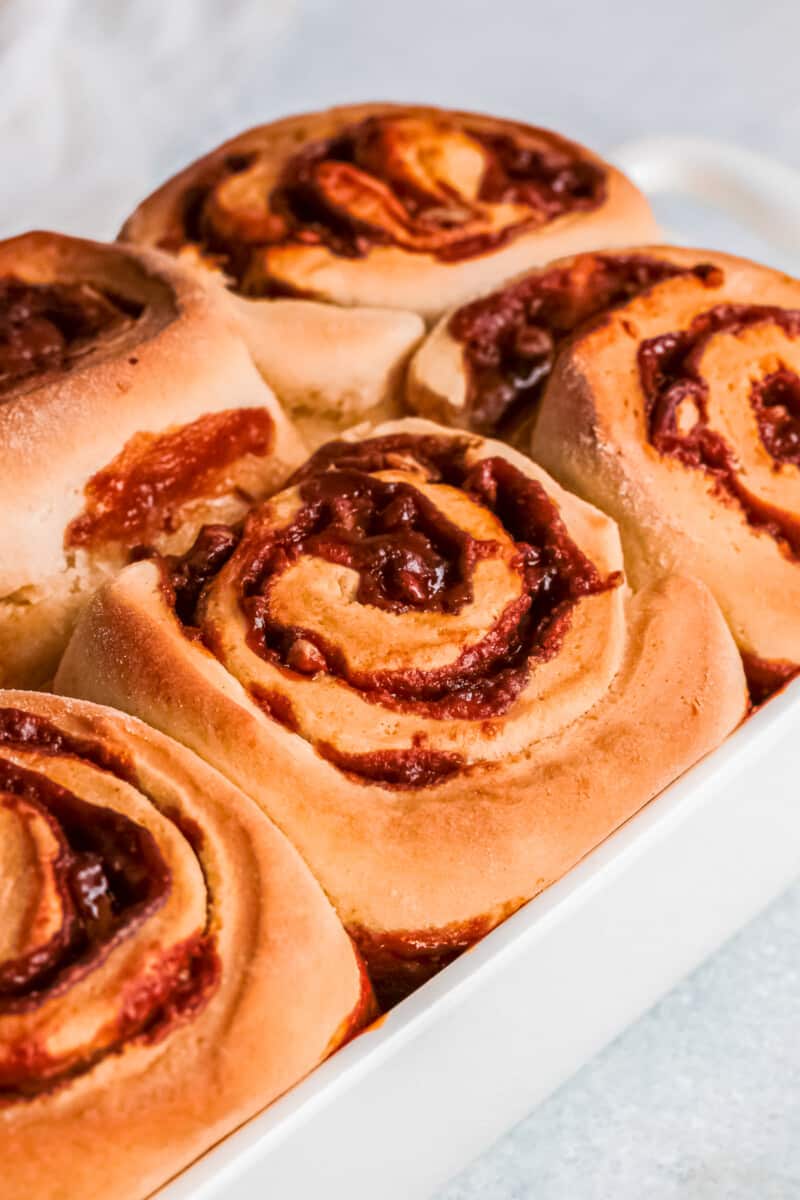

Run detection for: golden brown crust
[[408, 246, 702, 443], [121, 103, 659, 316], [55, 418, 746, 996], [0, 689, 371, 1200], [529, 246, 800, 669], [228, 294, 424, 446], [120, 102, 657, 444], [0, 231, 306, 687]]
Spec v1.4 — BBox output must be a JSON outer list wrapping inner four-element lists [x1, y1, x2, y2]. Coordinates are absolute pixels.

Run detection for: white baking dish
[[155, 139, 800, 1200]]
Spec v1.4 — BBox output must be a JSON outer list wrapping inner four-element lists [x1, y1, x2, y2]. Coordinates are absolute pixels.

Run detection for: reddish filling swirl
[[315, 741, 464, 789], [639, 304, 800, 557], [0, 708, 219, 1096], [472, 130, 603, 217], [449, 255, 721, 436], [0, 276, 142, 393], [65, 407, 275, 551], [171, 116, 605, 293], [0, 766, 170, 1012], [750, 369, 800, 466], [239, 448, 609, 719], [350, 916, 500, 1008], [740, 652, 800, 707], [167, 434, 618, 786], [0, 706, 133, 779]]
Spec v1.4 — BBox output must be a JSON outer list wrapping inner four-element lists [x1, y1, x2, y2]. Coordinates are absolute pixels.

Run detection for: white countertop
[[2, 1, 798, 1194], [440, 884, 800, 1200]]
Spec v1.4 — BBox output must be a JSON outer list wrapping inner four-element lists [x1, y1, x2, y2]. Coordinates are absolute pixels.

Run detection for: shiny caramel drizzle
[[750, 368, 800, 466], [164, 114, 606, 293], [65, 407, 275, 551], [349, 914, 504, 1008], [0, 708, 219, 1098], [639, 303, 800, 557], [166, 434, 619, 786], [740, 651, 800, 707], [449, 254, 721, 437], [0, 276, 142, 393]]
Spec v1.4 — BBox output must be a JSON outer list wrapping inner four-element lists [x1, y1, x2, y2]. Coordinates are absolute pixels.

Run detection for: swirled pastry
[[529, 247, 800, 699], [55, 419, 745, 1003], [0, 231, 305, 686], [408, 250, 713, 444], [120, 103, 657, 444], [0, 690, 372, 1200]]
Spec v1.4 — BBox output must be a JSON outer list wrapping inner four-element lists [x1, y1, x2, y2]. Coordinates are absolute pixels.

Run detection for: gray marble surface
[[3, 2, 799, 1194], [439, 885, 800, 1200]]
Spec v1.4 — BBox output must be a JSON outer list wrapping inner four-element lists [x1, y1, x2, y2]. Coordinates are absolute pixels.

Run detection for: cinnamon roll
[[0, 231, 305, 687], [0, 690, 372, 1200], [55, 419, 746, 1004], [408, 250, 713, 444], [120, 103, 657, 445], [529, 247, 800, 700]]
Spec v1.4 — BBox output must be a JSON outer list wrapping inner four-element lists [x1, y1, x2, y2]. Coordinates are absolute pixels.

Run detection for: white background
[[2, 1, 798, 1195]]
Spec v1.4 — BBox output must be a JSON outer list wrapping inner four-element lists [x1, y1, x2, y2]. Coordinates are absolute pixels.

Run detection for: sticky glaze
[[640, 304, 800, 557], [750, 369, 800, 466], [449, 255, 721, 436], [317, 742, 464, 788], [0, 706, 133, 780], [65, 407, 274, 550], [117, 934, 220, 1047], [0, 276, 142, 392], [740, 651, 800, 706], [163, 114, 606, 293], [166, 434, 618, 786], [0, 764, 169, 1013], [0, 707, 219, 1097], [166, 524, 240, 625], [349, 913, 504, 1008]]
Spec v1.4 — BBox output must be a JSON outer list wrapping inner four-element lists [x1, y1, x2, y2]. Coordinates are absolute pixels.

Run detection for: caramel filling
[[165, 115, 605, 293], [65, 407, 275, 551], [740, 652, 800, 707], [0, 708, 219, 1099], [640, 304, 800, 557], [0, 770, 169, 1014], [449, 255, 721, 436], [165, 434, 618, 786], [349, 915, 502, 1008], [750, 368, 800, 466], [0, 276, 142, 392]]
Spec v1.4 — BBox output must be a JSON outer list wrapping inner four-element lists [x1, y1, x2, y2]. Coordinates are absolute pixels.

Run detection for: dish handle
[[612, 134, 800, 268]]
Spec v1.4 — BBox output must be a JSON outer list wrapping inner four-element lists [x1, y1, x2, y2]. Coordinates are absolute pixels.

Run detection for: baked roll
[[55, 419, 746, 1004], [0, 231, 306, 687], [120, 103, 657, 444], [408, 250, 711, 444], [528, 247, 800, 700], [0, 690, 372, 1200]]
